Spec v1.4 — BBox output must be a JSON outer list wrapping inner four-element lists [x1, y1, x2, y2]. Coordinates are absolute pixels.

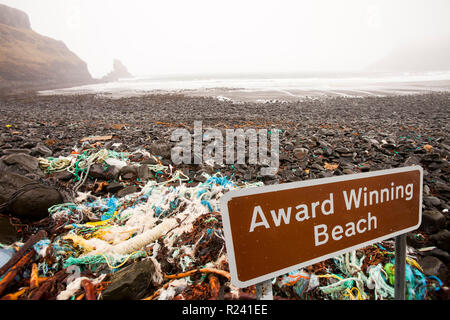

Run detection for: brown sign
[[220, 166, 423, 287]]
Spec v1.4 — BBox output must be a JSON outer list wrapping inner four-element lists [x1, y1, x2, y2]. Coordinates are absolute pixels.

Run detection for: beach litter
[[0, 145, 446, 300]]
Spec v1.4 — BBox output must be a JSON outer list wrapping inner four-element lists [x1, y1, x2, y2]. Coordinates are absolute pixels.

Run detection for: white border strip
[[220, 166, 423, 288]]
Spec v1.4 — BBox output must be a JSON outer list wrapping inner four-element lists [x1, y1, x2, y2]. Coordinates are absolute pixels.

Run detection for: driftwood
[[0, 250, 34, 296], [0, 230, 46, 279]]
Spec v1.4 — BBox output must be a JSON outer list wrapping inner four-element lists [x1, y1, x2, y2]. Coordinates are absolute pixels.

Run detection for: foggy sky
[[1, 0, 449, 78]]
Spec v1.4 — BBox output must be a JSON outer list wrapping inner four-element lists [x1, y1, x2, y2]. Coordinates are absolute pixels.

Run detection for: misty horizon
[[1, 0, 450, 79]]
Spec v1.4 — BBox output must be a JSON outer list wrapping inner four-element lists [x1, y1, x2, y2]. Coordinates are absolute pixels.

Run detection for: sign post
[[394, 234, 407, 300], [256, 279, 273, 300], [220, 166, 422, 299]]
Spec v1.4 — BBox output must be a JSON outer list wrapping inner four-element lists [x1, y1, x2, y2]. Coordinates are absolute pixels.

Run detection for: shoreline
[[0, 91, 449, 300]]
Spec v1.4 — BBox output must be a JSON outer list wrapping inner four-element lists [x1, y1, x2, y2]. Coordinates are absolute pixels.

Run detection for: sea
[[39, 70, 450, 102]]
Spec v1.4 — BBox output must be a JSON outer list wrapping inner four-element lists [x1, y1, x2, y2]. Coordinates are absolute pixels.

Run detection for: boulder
[[430, 230, 450, 252], [31, 143, 53, 157], [420, 210, 446, 234], [105, 165, 120, 181], [106, 182, 125, 194], [101, 259, 157, 300], [419, 256, 449, 283], [89, 164, 107, 180], [293, 148, 309, 160], [0, 171, 63, 220], [424, 196, 441, 208], [150, 142, 172, 159], [116, 186, 138, 198], [3, 149, 31, 155], [137, 165, 151, 180], [0, 153, 43, 178], [119, 166, 137, 180]]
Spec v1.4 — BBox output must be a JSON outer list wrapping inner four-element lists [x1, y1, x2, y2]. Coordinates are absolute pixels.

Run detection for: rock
[[52, 170, 73, 181], [101, 259, 157, 300], [106, 182, 125, 194], [430, 230, 450, 252], [424, 196, 441, 207], [0, 4, 93, 85], [423, 184, 431, 195], [0, 171, 63, 220], [137, 165, 151, 180], [100, 59, 133, 83], [142, 158, 159, 165], [150, 142, 172, 159], [335, 147, 350, 154], [0, 4, 31, 29], [0, 171, 33, 204], [0, 153, 43, 177], [3, 149, 31, 155], [293, 148, 309, 160], [318, 128, 335, 136], [419, 256, 449, 283], [116, 186, 138, 198], [120, 166, 137, 180], [10, 186, 63, 220], [311, 163, 324, 171], [403, 156, 421, 166], [434, 181, 450, 194], [89, 164, 107, 180], [0, 216, 18, 244], [359, 163, 371, 172], [420, 210, 446, 234], [105, 165, 120, 181], [31, 143, 52, 157], [424, 248, 450, 264]]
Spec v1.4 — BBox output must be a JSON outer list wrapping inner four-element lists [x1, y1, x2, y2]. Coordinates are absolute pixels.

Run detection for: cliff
[[0, 4, 93, 91]]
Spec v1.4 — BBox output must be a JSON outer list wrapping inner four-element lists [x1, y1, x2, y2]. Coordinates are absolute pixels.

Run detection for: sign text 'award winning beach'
[[220, 166, 423, 288]]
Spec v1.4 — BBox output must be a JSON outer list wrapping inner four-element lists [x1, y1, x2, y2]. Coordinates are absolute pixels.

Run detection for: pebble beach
[[0, 91, 449, 300]]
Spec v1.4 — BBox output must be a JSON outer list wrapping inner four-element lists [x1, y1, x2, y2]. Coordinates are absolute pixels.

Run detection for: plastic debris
[[0, 146, 446, 300]]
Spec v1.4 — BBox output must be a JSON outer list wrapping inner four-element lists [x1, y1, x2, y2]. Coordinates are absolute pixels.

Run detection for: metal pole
[[256, 279, 273, 300], [394, 234, 407, 300]]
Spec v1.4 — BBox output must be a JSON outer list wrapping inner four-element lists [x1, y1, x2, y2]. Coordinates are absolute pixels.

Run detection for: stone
[[430, 230, 450, 252], [420, 210, 446, 234], [137, 165, 150, 180], [53, 170, 73, 181], [318, 128, 335, 136], [105, 165, 120, 181], [31, 143, 52, 157], [0, 153, 43, 177], [335, 147, 350, 154], [3, 149, 31, 155], [89, 164, 107, 180], [424, 196, 441, 207], [106, 182, 125, 194], [150, 142, 172, 159], [293, 148, 309, 160], [0, 172, 63, 220], [425, 248, 450, 264], [101, 259, 157, 300], [9, 186, 63, 220], [116, 186, 138, 198], [419, 256, 449, 283], [0, 216, 18, 244], [119, 166, 137, 180]]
